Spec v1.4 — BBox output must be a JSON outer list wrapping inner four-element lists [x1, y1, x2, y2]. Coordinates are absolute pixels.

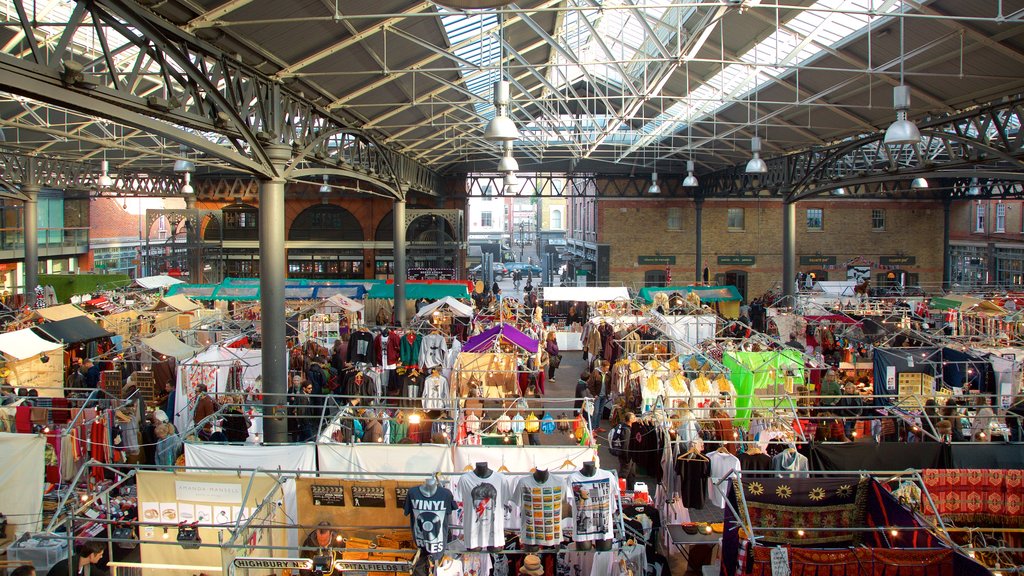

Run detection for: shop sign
[[799, 255, 836, 266], [233, 557, 312, 570], [879, 256, 916, 266], [717, 255, 755, 266], [408, 267, 456, 280], [638, 255, 676, 265], [311, 485, 346, 507], [175, 481, 242, 503], [351, 485, 386, 507], [334, 560, 412, 573]]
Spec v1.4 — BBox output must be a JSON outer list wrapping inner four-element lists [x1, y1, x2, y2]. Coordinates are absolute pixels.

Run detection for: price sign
[[770, 547, 790, 576]]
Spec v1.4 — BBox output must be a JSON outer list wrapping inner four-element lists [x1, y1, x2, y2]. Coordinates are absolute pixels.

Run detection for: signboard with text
[[799, 255, 836, 266], [638, 255, 676, 265], [407, 267, 456, 280], [879, 256, 916, 266], [717, 255, 756, 266]]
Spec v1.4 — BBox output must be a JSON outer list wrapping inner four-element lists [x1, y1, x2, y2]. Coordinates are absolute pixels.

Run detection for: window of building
[[667, 207, 683, 231], [157, 216, 168, 240], [995, 203, 1006, 232], [727, 208, 744, 231], [550, 208, 562, 230], [481, 211, 492, 228], [871, 209, 885, 231], [806, 208, 823, 230], [975, 202, 986, 232], [644, 270, 667, 287]]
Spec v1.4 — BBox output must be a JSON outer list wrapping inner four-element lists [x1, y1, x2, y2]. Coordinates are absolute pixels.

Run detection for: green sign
[[638, 255, 676, 265], [718, 255, 756, 266], [880, 256, 916, 266], [799, 255, 836, 266]]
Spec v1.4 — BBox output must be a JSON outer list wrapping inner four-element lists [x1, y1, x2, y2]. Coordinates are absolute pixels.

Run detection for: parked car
[[505, 262, 542, 276], [468, 262, 508, 281]]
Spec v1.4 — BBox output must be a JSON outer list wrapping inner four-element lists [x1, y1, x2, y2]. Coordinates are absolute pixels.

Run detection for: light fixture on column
[[683, 161, 698, 187], [745, 137, 767, 174], [98, 160, 114, 188], [483, 13, 519, 141], [180, 172, 194, 194], [884, 4, 920, 146], [319, 175, 331, 194], [648, 172, 661, 195], [497, 141, 518, 172], [911, 177, 928, 189]]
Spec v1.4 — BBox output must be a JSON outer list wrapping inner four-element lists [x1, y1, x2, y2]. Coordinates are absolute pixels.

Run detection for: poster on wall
[[351, 486, 386, 508], [311, 485, 346, 507]]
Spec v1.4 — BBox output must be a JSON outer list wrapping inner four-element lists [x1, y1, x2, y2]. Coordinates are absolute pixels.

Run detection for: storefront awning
[[33, 316, 113, 345], [141, 331, 199, 360], [0, 327, 64, 360]]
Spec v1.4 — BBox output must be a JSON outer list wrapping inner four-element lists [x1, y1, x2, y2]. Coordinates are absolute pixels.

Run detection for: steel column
[[259, 145, 290, 444], [694, 197, 704, 283], [942, 198, 951, 291], [394, 198, 407, 327], [22, 183, 39, 304], [782, 200, 796, 303]]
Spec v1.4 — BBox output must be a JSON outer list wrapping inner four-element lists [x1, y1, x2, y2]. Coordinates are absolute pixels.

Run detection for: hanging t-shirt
[[513, 474, 565, 546], [566, 469, 616, 542], [455, 471, 508, 549], [422, 374, 449, 411], [708, 451, 741, 509], [434, 557, 465, 576], [620, 541, 648, 576], [403, 485, 456, 560], [673, 456, 710, 509]]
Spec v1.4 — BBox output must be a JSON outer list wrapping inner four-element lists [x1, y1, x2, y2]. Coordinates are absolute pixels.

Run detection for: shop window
[[481, 211, 493, 227], [644, 270, 667, 287], [995, 203, 1006, 232], [975, 202, 986, 232], [727, 208, 744, 231], [289, 205, 362, 241], [871, 209, 885, 231], [667, 207, 682, 231], [807, 270, 828, 282], [806, 208, 823, 230]]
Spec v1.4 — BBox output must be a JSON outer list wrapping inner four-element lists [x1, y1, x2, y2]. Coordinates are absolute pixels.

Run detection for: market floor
[[545, 353, 695, 575]]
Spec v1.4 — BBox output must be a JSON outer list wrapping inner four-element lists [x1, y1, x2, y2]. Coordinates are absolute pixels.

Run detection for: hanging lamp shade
[[497, 141, 518, 172], [483, 81, 519, 141], [682, 160, 698, 187], [884, 86, 921, 145], [319, 175, 331, 194], [911, 177, 928, 189], [180, 171, 194, 194], [745, 137, 767, 174], [504, 172, 519, 187], [98, 160, 114, 188], [648, 173, 661, 194]]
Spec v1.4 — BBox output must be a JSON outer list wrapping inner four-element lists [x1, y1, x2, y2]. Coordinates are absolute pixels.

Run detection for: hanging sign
[[879, 256, 916, 266], [311, 485, 346, 507], [638, 255, 676, 265], [770, 547, 790, 576], [718, 255, 756, 266], [234, 558, 312, 570], [174, 481, 243, 503], [334, 560, 413, 573], [886, 366, 897, 393], [799, 255, 836, 266], [351, 485, 386, 507], [408, 267, 456, 280]]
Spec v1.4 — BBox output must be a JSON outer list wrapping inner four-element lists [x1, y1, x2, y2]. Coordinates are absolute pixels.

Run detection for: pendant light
[[504, 171, 519, 187], [884, 4, 921, 146], [683, 161, 698, 187], [497, 141, 518, 172], [911, 177, 928, 189], [648, 172, 661, 195], [483, 13, 519, 142], [173, 145, 195, 173], [98, 160, 114, 188], [180, 171, 194, 195], [745, 137, 767, 174]]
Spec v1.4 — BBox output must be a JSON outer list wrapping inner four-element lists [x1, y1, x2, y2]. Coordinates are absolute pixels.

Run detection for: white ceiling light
[[911, 177, 928, 189], [648, 172, 661, 194], [319, 175, 331, 194], [832, 187, 847, 195], [497, 141, 518, 172], [683, 161, 698, 187], [173, 145, 195, 173], [482, 13, 519, 142], [745, 137, 767, 174], [884, 4, 920, 146], [180, 171, 194, 195], [98, 160, 114, 188], [504, 172, 519, 187]]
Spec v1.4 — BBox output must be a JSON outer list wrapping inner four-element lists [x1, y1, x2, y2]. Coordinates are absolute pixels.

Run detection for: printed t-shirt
[[403, 485, 456, 559], [512, 474, 565, 546], [565, 469, 616, 542], [455, 471, 508, 549]]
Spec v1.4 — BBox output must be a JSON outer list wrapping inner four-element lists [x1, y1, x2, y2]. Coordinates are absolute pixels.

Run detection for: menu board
[[311, 485, 346, 507]]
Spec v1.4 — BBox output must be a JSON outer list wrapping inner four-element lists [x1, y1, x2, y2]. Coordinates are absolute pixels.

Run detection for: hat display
[[519, 554, 544, 576]]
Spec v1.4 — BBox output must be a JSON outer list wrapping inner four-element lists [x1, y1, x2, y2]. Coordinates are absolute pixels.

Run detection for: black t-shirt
[[403, 485, 456, 559]]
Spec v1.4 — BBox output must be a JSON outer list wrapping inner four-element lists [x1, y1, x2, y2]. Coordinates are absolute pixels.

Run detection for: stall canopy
[[463, 323, 540, 353], [0, 327, 64, 360], [542, 286, 629, 302], [134, 274, 186, 290], [166, 283, 219, 301], [325, 294, 364, 312], [930, 295, 1007, 315], [812, 280, 857, 296], [415, 296, 473, 318], [141, 331, 199, 360], [34, 303, 90, 322], [34, 315, 114, 344], [313, 285, 365, 299], [368, 283, 470, 300], [150, 294, 202, 312], [213, 285, 260, 301], [638, 285, 742, 318], [722, 349, 805, 423]]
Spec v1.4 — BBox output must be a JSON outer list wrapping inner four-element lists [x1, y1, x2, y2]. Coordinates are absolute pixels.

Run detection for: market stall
[[174, 344, 263, 435], [722, 350, 806, 424], [540, 286, 630, 350], [411, 296, 473, 336], [365, 282, 472, 326], [638, 285, 743, 319], [0, 326, 65, 396]]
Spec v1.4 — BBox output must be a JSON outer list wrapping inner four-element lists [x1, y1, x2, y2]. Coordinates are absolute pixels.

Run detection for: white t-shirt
[[708, 451, 741, 508], [422, 374, 450, 411], [565, 469, 616, 542], [455, 471, 508, 549], [435, 557, 464, 576], [512, 474, 565, 546]]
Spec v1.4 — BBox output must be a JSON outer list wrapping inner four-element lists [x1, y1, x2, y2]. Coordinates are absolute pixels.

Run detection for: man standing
[[47, 541, 105, 576], [192, 383, 217, 427], [587, 361, 611, 433]]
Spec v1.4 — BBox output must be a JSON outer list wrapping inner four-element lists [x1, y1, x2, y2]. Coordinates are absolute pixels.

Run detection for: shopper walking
[[587, 360, 611, 433], [545, 332, 560, 381]]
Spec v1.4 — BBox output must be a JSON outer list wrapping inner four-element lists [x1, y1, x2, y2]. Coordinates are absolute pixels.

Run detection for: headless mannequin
[[421, 475, 439, 497], [524, 469, 551, 552], [575, 461, 612, 551], [470, 462, 500, 552]]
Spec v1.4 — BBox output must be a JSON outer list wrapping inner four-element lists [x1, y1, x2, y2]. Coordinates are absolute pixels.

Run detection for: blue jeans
[[592, 395, 607, 431]]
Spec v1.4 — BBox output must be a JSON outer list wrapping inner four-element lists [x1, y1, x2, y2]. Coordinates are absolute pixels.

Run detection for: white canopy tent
[[414, 296, 473, 318], [135, 275, 186, 290], [141, 331, 200, 361], [0, 327, 66, 396], [542, 286, 630, 302]]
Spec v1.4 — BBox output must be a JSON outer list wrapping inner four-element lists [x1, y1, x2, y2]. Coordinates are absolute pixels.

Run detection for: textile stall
[[365, 283, 472, 326], [0, 327, 65, 396], [638, 285, 743, 319], [722, 350, 805, 424], [455, 324, 541, 398], [411, 295, 473, 336], [298, 294, 365, 349], [541, 286, 630, 350], [173, 345, 263, 435]]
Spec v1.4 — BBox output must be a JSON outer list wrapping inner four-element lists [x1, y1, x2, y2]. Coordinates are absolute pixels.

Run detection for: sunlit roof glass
[[439, 9, 500, 119]]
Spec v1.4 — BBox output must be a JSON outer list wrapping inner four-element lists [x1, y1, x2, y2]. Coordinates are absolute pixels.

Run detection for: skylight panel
[[439, 9, 500, 118]]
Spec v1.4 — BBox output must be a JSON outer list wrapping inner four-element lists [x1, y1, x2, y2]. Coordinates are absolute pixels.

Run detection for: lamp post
[[519, 222, 525, 262]]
